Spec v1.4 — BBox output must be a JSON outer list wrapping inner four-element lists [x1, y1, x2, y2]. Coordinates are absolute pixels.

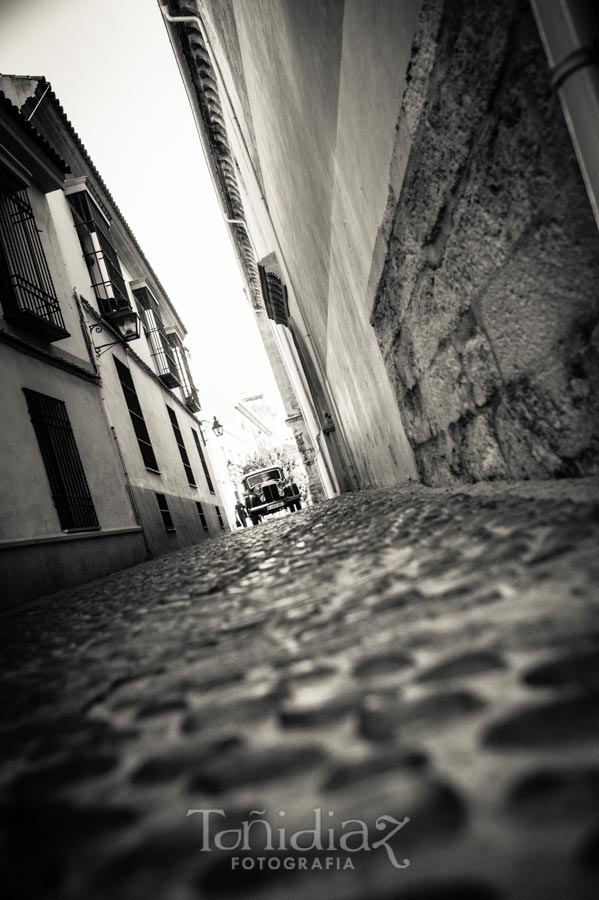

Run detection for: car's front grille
[[263, 484, 282, 502]]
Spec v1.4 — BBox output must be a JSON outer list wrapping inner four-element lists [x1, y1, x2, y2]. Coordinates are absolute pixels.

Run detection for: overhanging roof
[[0, 74, 188, 337], [0, 88, 69, 190]]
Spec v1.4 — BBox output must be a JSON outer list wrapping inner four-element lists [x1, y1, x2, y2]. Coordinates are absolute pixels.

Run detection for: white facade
[[0, 76, 227, 606], [160, 0, 420, 494]]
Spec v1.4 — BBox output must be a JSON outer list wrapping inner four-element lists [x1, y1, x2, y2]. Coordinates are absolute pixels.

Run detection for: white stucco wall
[[0, 349, 138, 541], [206, 0, 422, 487], [325, 0, 421, 485]]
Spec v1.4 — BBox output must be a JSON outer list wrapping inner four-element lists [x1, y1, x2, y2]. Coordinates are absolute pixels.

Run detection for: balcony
[[2, 274, 70, 341], [82, 241, 130, 317], [184, 388, 201, 413], [168, 332, 201, 409], [0, 164, 70, 342], [133, 286, 181, 389], [145, 319, 180, 388]]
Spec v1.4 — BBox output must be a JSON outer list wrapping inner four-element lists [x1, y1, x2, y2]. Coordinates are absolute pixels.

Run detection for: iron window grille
[[166, 405, 196, 487], [0, 163, 69, 341], [23, 388, 99, 531], [196, 501, 209, 531], [68, 190, 130, 316], [168, 332, 201, 412], [132, 286, 180, 388], [258, 266, 290, 327], [155, 492, 175, 532], [114, 356, 160, 471], [215, 505, 225, 530], [191, 428, 215, 494]]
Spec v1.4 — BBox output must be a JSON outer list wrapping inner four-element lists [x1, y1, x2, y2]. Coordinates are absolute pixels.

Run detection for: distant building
[[0, 75, 226, 607], [160, 0, 599, 487], [235, 395, 275, 453]]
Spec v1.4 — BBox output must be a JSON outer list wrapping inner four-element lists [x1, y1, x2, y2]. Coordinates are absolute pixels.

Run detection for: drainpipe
[[530, 0, 599, 229]]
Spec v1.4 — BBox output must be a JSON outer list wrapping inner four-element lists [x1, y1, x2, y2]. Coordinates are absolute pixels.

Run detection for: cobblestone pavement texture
[[1, 481, 598, 900]]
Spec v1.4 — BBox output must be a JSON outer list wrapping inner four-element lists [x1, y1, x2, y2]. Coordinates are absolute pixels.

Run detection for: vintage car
[[242, 467, 302, 525]]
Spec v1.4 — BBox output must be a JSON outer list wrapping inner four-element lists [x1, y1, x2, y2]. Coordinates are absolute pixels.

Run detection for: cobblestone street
[[1, 481, 598, 900]]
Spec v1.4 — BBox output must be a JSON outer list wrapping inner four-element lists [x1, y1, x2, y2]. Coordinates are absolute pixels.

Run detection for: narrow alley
[[1, 481, 597, 900], [1, 1, 598, 899]]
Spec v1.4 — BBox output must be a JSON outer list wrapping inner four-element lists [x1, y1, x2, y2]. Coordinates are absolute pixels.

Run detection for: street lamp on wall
[[200, 416, 224, 437], [88, 308, 141, 357]]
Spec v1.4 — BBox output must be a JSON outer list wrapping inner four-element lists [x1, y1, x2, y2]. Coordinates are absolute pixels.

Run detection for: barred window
[[215, 505, 225, 530], [258, 266, 289, 327], [168, 332, 201, 412], [155, 493, 175, 532], [191, 428, 215, 494], [68, 190, 129, 316], [196, 501, 209, 531], [166, 405, 196, 487], [23, 389, 99, 531], [0, 163, 69, 341], [132, 285, 180, 388], [114, 357, 159, 471]]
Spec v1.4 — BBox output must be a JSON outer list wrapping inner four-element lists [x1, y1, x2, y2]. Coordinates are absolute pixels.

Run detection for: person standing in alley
[[284, 480, 302, 512], [235, 500, 248, 527]]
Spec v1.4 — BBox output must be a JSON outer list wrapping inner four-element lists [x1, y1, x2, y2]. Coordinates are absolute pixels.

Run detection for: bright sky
[[0, 0, 285, 423]]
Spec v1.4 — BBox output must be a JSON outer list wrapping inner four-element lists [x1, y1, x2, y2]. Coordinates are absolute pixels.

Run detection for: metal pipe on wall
[[531, 0, 599, 229]]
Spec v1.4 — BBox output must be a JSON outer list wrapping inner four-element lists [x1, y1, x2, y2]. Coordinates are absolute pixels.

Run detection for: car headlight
[[260, 493, 266, 502]]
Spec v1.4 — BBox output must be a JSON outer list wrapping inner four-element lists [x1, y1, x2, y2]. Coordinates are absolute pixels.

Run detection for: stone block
[[495, 372, 599, 479], [372, 0, 599, 483], [460, 332, 500, 408], [461, 413, 509, 481], [418, 343, 470, 434]]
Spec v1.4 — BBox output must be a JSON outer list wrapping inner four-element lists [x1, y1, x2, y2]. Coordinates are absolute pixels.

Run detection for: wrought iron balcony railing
[[0, 164, 69, 341]]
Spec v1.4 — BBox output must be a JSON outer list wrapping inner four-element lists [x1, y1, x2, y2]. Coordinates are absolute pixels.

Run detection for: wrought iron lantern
[[89, 308, 140, 357], [200, 416, 224, 438]]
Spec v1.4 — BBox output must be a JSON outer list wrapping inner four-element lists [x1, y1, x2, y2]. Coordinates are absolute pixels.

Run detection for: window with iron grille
[[0, 163, 69, 341], [166, 405, 196, 487], [191, 428, 215, 494], [196, 501, 209, 531], [258, 265, 289, 327], [215, 505, 225, 530], [132, 285, 180, 389], [155, 492, 175, 532], [23, 388, 99, 531], [68, 190, 130, 316], [114, 357, 159, 471], [168, 332, 201, 412]]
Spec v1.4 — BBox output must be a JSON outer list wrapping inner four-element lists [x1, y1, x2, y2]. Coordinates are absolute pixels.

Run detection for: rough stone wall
[[372, 0, 599, 484]]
